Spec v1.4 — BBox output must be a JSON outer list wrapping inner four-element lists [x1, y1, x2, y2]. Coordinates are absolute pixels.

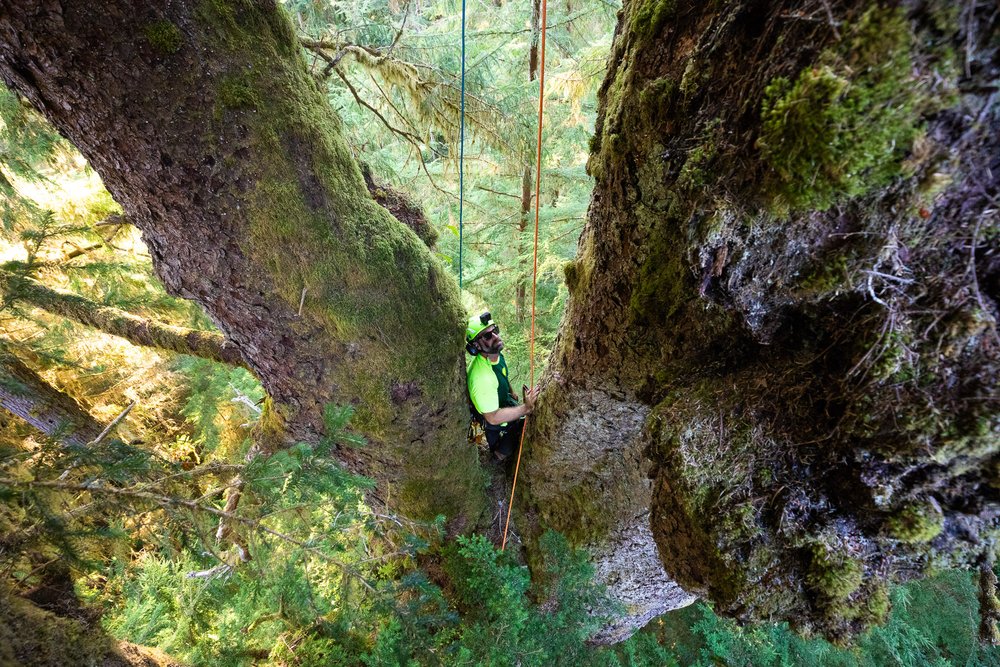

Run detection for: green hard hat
[[465, 312, 496, 342]]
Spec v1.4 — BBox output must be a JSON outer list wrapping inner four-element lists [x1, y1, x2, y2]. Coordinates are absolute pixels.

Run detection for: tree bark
[[0, 270, 244, 367], [0, 0, 483, 523], [0, 350, 104, 447], [524, 0, 999, 642]]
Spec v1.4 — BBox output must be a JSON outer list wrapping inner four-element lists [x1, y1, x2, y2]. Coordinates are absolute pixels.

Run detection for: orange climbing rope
[[501, 0, 548, 551]]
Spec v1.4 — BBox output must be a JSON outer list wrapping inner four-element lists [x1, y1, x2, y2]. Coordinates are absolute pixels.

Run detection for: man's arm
[[482, 387, 539, 425]]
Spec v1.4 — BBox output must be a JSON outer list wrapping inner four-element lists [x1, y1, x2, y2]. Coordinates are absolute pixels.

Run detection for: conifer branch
[[13, 462, 244, 543], [0, 476, 379, 594], [333, 68, 456, 200], [0, 270, 245, 367], [385, 0, 411, 55], [307, 40, 514, 153]]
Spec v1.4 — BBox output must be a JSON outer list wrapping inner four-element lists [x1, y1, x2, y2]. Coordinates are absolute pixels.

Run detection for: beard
[[478, 338, 504, 355]]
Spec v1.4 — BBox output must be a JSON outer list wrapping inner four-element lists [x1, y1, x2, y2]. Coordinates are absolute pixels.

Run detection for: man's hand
[[482, 386, 541, 425], [524, 386, 540, 413]]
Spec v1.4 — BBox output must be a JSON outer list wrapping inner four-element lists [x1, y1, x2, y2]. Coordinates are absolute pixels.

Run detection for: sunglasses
[[478, 326, 500, 340]]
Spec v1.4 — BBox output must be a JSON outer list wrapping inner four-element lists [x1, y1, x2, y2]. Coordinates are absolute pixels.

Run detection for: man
[[466, 312, 539, 461]]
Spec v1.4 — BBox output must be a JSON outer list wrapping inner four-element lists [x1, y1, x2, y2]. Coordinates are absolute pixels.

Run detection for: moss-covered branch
[[0, 270, 245, 367]]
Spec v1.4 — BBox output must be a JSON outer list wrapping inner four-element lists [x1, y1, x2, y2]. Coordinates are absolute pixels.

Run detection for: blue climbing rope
[[458, 0, 467, 290]]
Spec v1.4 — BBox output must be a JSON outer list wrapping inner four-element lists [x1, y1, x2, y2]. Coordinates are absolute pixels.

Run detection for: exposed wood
[[88, 400, 136, 446]]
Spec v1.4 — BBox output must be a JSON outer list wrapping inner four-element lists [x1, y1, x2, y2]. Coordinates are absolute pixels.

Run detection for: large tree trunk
[[0, 0, 484, 523], [0, 584, 182, 667], [524, 0, 998, 643]]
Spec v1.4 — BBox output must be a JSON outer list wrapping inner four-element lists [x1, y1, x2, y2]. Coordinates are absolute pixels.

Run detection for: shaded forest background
[[0, 0, 998, 664]]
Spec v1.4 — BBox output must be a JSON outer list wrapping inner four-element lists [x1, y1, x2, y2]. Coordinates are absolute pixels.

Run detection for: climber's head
[[465, 312, 503, 356]]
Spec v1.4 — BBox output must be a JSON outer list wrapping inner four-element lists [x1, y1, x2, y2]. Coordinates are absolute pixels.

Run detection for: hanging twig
[[367, 74, 436, 148], [385, 0, 412, 56], [87, 400, 136, 446], [969, 210, 1000, 348], [297, 286, 308, 316], [334, 68, 458, 201], [475, 185, 523, 200]]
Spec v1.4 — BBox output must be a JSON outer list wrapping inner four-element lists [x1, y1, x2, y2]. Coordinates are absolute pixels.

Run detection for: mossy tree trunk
[[0, 584, 182, 667], [523, 0, 998, 642], [0, 0, 483, 524]]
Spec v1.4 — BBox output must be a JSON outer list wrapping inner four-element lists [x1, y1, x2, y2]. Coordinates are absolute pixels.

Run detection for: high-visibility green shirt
[[467, 352, 517, 416]]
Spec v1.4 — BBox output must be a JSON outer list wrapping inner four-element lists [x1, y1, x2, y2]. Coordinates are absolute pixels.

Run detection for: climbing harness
[[458, 0, 548, 551]]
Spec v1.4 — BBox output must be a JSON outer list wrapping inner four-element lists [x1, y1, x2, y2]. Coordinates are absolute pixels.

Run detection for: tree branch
[[0, 475, 379, 594], [333, 68, 457, 201], [0, 270, 245, 367], [0, 349, 104, 446]]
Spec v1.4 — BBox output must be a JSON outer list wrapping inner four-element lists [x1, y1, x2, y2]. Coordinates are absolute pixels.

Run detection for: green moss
[[143, 20, 183, 54], [226, 50, 463, 440], [0, 589, 117, 665], [757, 7, 923, 213], [870, 329, 918, 383], [197, 0, 298, 57], [639, 77, 676, 128], [865, 582, 891, 623], [648, 394, 788, 611], [807, 543, 863, 600], [589, 57, 633, 180], [887, 503, 944, 543], [677, 125, 720, 191], [926, 1, 960, 34], [539, 481, 614, 545], [678, 55, 707, 100], [798, 254, 850, 293], [630, 0, 677, 41], [629, 198, 690, 324], [397, 446, 487, 524], [563, 260, 579, 293], [218, 73, 260, 109], [190, 0, 473, 521]]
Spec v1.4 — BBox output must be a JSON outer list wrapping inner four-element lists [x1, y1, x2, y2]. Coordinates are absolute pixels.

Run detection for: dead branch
[[88, 400, 136, 446]]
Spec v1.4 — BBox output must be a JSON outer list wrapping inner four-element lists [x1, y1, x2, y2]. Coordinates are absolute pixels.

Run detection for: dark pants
[[485, 418, 524, 459]]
